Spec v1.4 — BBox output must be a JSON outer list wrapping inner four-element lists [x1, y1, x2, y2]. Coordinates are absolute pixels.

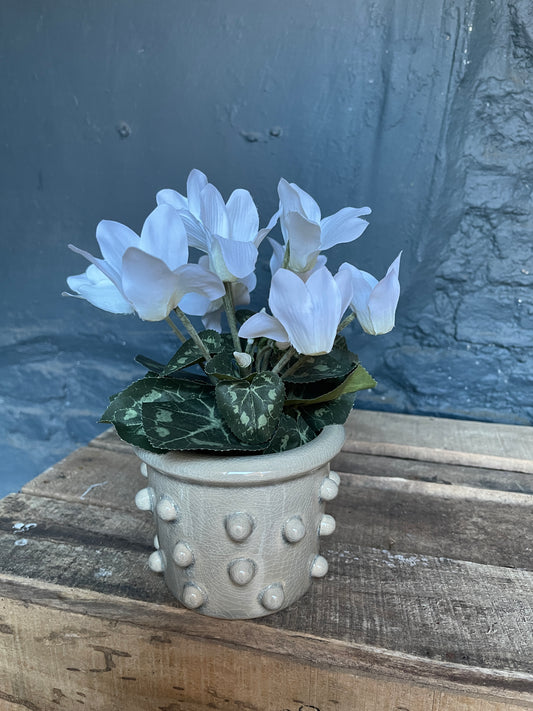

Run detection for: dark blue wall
[[1, 0, 532, 496]]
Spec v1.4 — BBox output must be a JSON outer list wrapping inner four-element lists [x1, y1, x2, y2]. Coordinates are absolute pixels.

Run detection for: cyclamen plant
[[65, 170, 401, 455]]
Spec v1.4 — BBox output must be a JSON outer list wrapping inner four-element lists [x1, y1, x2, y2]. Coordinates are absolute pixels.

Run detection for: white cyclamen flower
[[179, 256, 256, 332], [65, 264, 134, 315], [158, 170, 276, 282], [276, 179, 371, 273], [66, 204, 225, 321], [340, 253, 401, 335], [238, 266, 353, 356], [156, 168, 210, 249]]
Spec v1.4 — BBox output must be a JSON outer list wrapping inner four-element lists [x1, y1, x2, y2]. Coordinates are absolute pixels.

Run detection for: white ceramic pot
[[134, 424, 345, 619]]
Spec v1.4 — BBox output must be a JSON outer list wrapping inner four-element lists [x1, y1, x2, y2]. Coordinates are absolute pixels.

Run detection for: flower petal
[[65, 265, 134, 314], [269, 268, 339, 355], [334, 266, 354, 317], [179, 211, 211, 252], [178, 291, 214, 317], [201, 309, 224, 332], [139, 204, 188, 270], [303, 267, 343, 353], [288, 182, 321, 223], [268, 237, 285, 275], [175, 263, 226, 302], [339, 262, 375, 319], [320, 206, 371, 250], [68, 243, 123, 292], [282, 211, 321, 272], [210, 235, 258, 280], [200, 183, 230, 238], [121, 247, 186, 320], [238, 311, 289, 343], [226, 189, 259, 242], [254, 208, 280, 247], [278, 179, 321, 223], [366, 252, 401, 335], [156, 188, 188, 210], [95, 220, 139, 273], [186, 169, 208, 219]]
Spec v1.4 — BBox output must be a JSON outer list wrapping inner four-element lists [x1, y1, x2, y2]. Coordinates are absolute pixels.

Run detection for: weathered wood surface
[[343, 410, 533, 474], [1, 410, 532, 710]]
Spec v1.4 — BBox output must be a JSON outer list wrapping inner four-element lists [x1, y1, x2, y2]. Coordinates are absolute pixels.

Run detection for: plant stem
[[165, 316, 186, 343], [272, 346, 296, 375], [255, 344, 271, 373], [223, 282, 242, 354], [173, 305, 212, 361], [337, 312, 356, 332], [245, 338, 255, 355], [281, 354, 310, 379]]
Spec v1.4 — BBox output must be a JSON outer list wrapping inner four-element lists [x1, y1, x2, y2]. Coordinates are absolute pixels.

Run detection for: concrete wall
[[1, 0, 531, 496]]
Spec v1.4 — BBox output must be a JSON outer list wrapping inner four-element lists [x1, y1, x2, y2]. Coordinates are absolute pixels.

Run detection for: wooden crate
[[0, 410, 532, 711]]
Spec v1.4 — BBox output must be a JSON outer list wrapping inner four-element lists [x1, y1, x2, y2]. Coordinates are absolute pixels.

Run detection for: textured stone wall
[[1, 0, 531, 496], [380, 0, 533, 423]]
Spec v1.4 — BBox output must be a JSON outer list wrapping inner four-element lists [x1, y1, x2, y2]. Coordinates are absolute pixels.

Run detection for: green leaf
[[141, 396, 260, 452], [100, 376, 208, 451], [298, 391, 358, 432], [134, 354, 166, 374], [204, 352, 241, 380], [263, 413, 315, 454], [215, 372, 285, 444], [161, 330, 224, 375], [283, 347, 358, 383], [285, 364, 376, 406]]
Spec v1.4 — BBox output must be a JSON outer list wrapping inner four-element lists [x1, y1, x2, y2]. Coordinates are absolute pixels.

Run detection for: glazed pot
[[134, 424, 345, 619]]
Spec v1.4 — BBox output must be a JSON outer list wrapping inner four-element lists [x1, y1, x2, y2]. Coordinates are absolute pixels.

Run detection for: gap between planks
[[336, 472, 533, 507]]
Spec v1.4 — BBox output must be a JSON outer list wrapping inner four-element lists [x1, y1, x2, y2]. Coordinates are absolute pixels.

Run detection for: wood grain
[[331, 451, 533, 494], [3, 411, 533, 710], [0, 491, 531, 674], [0, 577, 532, 710], [345, 410, 533, 473]]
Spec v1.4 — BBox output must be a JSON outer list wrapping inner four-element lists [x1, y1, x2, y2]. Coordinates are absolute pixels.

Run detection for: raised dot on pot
[[225, 512, 254, 542], [173, 541, 194, 568], [156, 496, 178, 522], [319, 514, 336, 536], [319, 477, 339, 502], [283, 516, 306, 543], [310, 555, 328, 578], [228, 558, 256, 586], [328, 470, 341, 485], [135, 487, 154, 512], [182, 583, 206, 609], [259, 583, 285, 611], [148, 550, 165, 573]]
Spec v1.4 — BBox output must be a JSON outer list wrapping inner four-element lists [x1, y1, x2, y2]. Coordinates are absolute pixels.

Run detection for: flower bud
[[233, 351, 252, 368]]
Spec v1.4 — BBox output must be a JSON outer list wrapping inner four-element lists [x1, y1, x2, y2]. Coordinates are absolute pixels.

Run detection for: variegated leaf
[[215, 372, 285, 445]]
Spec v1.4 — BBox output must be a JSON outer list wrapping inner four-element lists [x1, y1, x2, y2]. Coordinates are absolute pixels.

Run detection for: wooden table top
[[0, 410, 532, 710]]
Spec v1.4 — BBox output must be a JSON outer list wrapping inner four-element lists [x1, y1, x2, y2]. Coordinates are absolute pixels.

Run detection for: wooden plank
[[0, 493, 153, 551], [0, 506, 531, 678], [0, 576, 532, 709], [346, 411, 533, 473], [332, 451, 533, 494], [330, 474, 533, 570], [21, 445, 143, 513]]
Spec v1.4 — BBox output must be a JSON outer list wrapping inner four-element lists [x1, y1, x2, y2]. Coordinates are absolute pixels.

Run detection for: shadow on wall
[[0, 0, 531, 496]]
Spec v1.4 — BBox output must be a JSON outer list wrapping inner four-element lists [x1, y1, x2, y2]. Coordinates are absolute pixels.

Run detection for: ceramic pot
[[134, 424, 345, 619]]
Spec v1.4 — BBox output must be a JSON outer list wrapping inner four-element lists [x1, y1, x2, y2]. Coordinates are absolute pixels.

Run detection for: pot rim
[[134, 424, 345, 486]]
